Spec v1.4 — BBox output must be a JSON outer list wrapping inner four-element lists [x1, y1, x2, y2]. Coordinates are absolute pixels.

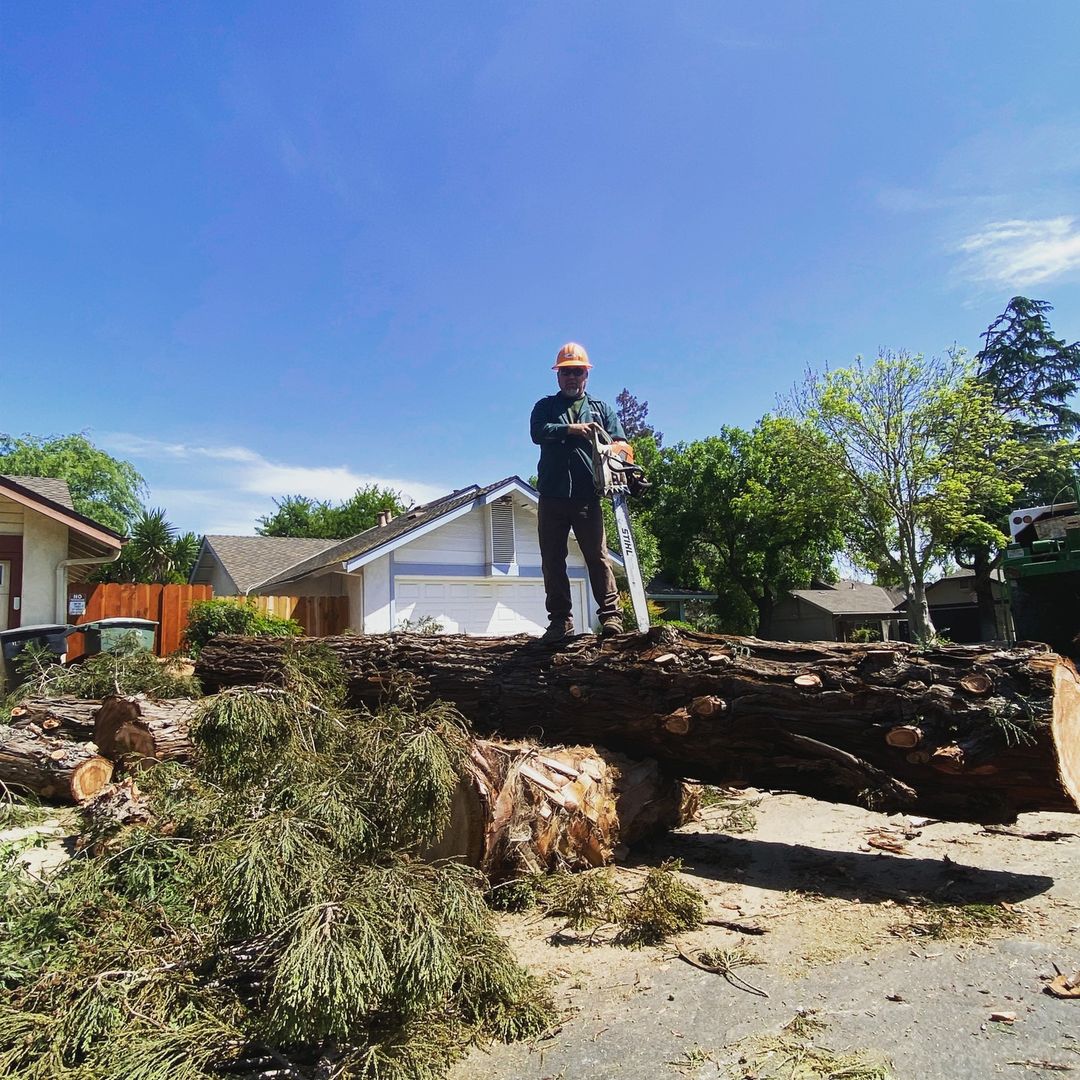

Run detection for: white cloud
[[957, 216, 1080, 287], [99, 433, 453, 535]]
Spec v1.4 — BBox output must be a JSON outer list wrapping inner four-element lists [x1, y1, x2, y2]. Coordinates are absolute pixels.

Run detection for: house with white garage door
[[230, 477, 609, 636]]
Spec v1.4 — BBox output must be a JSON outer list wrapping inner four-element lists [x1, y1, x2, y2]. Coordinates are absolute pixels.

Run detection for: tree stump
[[427, 740, 695, 881], [195, 629, 1080, 824]]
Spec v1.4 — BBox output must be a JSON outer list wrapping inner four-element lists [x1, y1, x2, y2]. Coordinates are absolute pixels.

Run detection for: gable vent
[[490, 498, 516, 564]]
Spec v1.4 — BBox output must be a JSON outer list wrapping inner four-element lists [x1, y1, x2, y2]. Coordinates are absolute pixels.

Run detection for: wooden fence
[[230, 595, 351, 639], [65, 584, 212, 660], [63, 585, 350, 659]]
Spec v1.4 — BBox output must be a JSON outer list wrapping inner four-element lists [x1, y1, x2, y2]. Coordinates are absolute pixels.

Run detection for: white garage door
[[395, 577, 583, 636]]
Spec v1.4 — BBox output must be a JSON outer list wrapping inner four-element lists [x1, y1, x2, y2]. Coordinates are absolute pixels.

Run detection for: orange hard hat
[[553, 341, 591, 370]]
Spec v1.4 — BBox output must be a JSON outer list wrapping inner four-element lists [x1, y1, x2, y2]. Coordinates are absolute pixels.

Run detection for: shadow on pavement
[[632, 831, 1055, 904]]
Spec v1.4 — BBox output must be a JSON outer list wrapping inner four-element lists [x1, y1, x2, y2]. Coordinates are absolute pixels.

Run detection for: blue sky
[[3, 1, 1079, 535]]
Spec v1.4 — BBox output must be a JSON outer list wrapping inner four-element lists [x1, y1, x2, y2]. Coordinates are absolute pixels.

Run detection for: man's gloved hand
[[567, 423, 595, 439]]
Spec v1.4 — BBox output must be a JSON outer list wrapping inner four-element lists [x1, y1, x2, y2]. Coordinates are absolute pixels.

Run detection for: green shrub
[[183, 598, 302, 655]]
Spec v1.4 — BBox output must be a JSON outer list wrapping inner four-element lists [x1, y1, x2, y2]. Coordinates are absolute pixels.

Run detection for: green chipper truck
[[1003, 485, 1080, 657]]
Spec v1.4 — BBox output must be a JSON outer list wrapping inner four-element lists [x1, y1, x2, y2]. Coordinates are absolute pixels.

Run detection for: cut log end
[[885, 725, 924, 749], [71, 757, 115, 801], [1052, 661, 1080, 812]]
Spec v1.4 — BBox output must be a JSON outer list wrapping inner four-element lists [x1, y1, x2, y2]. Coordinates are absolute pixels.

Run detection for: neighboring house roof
[[2, 474, 76, 510], [253, 476, 539, 592], [789, 581, 905, 617], [0, 474, 124, 553], [927, 568, 1005, 588], [192, 535, 341, 594]]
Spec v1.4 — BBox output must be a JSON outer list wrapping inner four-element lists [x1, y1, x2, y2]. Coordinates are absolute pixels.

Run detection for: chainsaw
[[591, 427, 651, 631]]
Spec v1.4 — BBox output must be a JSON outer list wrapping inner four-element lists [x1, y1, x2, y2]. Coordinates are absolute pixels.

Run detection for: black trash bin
[[0, 623, 75, 689], [78, 617, 159, 656]]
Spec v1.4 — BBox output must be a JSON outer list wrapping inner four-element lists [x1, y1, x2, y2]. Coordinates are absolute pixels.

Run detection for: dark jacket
[[530, 393, 625, 499]]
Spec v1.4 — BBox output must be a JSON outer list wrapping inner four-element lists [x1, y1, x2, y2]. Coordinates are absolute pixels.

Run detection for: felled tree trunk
[[8, 697, 102, 737], [195, 629, 1080, 824], [93, 696, 200, 765], [0, 728, 113, 802], [427, 740, 695, 882]]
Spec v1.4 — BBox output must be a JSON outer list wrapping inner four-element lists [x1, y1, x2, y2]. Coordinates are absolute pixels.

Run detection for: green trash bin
[[79, 617, 159, 655]]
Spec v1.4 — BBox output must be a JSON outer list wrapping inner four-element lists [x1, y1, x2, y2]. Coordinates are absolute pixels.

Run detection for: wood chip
[[990, 1011, 1017, 1023]]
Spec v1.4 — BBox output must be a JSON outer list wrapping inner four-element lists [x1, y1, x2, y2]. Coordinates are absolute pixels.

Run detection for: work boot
[[600, 616, 624, 638], [540, 619, 574, 644]]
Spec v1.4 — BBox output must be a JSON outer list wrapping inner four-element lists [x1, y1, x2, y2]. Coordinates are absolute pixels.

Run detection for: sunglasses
[[558, 368, 588, 376]]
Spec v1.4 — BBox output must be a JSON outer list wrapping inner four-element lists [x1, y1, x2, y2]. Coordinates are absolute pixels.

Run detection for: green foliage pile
[[0, 644, 553, 1079], [518, 859, 704, 946], [183, 598, 303, 656], [6, 637, 199, 705]]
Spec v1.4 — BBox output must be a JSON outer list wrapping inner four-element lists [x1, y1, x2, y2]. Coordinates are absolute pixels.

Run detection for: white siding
[[363, 556, 392, 633], [399, 501, 585, 573], [0, 495, 23, 535], [403, 510, 487, 567]]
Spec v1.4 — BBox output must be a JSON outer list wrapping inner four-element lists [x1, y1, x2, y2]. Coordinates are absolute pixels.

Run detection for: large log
[[93, 695, 199, 765], [8, 696, 102, 736], [195, 630, 1080, 824], [0, 726, 113, 803]]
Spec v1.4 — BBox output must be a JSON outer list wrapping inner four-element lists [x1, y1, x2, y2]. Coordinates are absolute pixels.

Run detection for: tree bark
[[195, 629, 1080, 824], [8, 696, 102, 737], [93, 696, 200, 765], [0, 728, 113, 802]]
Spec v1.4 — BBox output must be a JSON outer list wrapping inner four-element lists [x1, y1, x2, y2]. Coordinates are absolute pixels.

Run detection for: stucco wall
[[22, 511, 67, 625]]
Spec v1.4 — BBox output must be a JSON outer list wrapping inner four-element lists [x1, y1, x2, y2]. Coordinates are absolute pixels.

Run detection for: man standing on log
[[530, 341, 625, 644]]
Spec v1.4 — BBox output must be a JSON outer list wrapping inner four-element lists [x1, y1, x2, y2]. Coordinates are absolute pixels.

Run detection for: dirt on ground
[[451, 790, 1080, 1080]]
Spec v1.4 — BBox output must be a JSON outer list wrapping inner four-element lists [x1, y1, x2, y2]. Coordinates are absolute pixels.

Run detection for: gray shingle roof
[[791, 583, 904, 616], [254, 478, 528, 591], [1, 474, 75, 509], [200, 535, 340, 594]]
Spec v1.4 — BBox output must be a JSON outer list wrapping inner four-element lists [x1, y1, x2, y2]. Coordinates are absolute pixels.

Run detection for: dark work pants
[[538, 496, 619, 625]]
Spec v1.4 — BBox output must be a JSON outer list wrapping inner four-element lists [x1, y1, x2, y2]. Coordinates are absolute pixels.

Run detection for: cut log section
[[0, 726, 113, 802], [425, 739, 695, 882], [93, 696, 200, 765], [195, 630, 1080, 823], [8, 696, 102, 736]]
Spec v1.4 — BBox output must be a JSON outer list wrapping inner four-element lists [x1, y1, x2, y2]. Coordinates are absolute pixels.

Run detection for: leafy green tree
[[792, 351, 1022, 642], [948, 298, 1080, 638], [642, 417, 851, 635], [0, 432, 146, 532], [95, 508, 200, 584], [257, 485, 406, 539]]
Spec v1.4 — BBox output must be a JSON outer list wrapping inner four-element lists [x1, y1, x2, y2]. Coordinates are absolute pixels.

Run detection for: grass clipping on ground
[[728, 1012, 892, 1080], [0, 643, 554, 1080], [492, 860, 705, 946]]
